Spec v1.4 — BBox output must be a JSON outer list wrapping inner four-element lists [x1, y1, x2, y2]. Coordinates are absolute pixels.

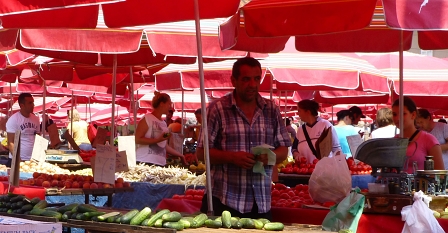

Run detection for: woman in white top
[[371, 108, 398, 139], [135, 92, 186, 165]]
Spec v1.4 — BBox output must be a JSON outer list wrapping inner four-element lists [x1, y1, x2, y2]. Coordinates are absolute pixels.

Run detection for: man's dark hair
[[392, 96, 417, 114], [297, 99, 319, 117], [232, 57, 261, 79], [336, 110, 352, 122], [438, 118, 447, 124], [417, 108, 432, 120], [194, 108, 201, 115], [18, 93, 32, 105]]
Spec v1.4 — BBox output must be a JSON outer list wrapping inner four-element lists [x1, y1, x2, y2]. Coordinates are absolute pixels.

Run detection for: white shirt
[[429, 122, 448, 169], [6, 112, 40, 161], [135, 113, 169, 165], [371, 125, 398, 139]]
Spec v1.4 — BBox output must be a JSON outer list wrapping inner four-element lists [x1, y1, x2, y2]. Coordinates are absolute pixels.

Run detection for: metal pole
[[41, 82, 46, 137], [194, 0, 213, 215], [270, 74, 273, 101], [181, 89, 185, 155], [129, 67, 138, 133], [110, 54, 117, 145], [70, 91, 74, 139], [399, 31, 404, 138], [9, 83, 12, 118]]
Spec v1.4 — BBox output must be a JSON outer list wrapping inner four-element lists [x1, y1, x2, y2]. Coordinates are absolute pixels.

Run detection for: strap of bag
[[302, 124, 317, 157]]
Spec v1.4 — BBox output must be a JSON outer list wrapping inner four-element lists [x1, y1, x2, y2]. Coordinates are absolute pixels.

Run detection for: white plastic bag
[[401, 191, 445, 233], [308, 154, 352, 204]]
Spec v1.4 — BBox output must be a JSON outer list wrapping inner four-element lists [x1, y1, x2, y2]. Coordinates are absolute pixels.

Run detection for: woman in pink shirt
[[392, 97, 444, 173]]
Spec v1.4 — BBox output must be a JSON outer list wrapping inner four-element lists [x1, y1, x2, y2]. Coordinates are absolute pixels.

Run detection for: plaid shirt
[[198, 91, 291, 213]]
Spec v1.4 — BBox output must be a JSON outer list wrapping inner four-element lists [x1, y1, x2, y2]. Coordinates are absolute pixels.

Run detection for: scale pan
[[355, 138, 408, 168]]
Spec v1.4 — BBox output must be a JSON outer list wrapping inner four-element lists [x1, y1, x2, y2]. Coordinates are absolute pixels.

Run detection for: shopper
[[67, 109, 92, 151], [135, 92, 186, 165], [196, 57, 291, 219], [371, 108, 398, 139], [392, 97, 444, 172], [334, 110, 359, 158]]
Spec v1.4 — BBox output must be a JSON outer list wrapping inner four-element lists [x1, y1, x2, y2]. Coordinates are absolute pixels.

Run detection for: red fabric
[[0, 182, 46, 200], [418, 31, 448, 50], [0, 0, 115, 15], [157, 198, 448, 233], [0, 29, 19, 51], [87, 123, 97, 143]]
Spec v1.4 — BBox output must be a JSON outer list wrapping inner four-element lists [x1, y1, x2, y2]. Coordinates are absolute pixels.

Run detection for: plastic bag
[[322, 189, 365, 233], [401, 191, 445, 233], [309, 154, 352, 203]]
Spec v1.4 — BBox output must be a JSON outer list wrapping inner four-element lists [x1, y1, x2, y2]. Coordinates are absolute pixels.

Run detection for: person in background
[[6, 93, 40, 166], [334, 110, 359, 158], [196, 57, 291, 219], [168, 117, 182, 133], [349, 106, 366, 137], [285, 117, 296, 142], [67, 109, 92, 151], [191, 108, 202, 142], [416, 108, 448, 169], [40, 114, 54, 133], [135, 92, 186, 165], [438, 118, 447, 124], [292, 99, 341, 163], [392, 97, 443, 173], [371, 108, 398, 139], [165, 109, 174, 126]]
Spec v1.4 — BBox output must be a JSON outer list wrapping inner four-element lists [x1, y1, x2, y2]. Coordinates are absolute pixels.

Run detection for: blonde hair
[[152, 91, 171, 109], [68, 109, 81, 121]]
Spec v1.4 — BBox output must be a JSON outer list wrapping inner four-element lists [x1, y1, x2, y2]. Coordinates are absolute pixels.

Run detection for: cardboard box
[[0, 215, 62, 233]]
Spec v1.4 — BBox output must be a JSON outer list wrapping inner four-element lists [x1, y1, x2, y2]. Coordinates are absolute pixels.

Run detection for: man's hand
[[256, 154, 268, 166], [233, 151, 255, 169]]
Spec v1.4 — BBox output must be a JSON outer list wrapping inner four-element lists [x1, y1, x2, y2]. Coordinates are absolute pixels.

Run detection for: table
[[156, 198, 448, 233], [46, 187, 134, 207], [0, 181, 46, 199]]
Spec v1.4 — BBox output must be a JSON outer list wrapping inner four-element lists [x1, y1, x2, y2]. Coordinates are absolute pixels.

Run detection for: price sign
[[93, 145, 116, 185], [115, 151, 128, 172], [118, 136, 136, 167], [31, 135, 49, 166]]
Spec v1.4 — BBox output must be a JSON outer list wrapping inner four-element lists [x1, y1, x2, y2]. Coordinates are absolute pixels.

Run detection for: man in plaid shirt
[[197, 57, 291, 219]]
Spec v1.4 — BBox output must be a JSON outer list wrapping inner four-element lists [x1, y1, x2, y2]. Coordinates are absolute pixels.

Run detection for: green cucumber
[[30, 197, 41, 205], [41, 210, 62, 220], [33, 200, 48, 209], [240, 218, 256, 229], [130, 207, 152, 225], [57, 203, 79, 213], [258, 218, 270, 225], [253, 219, 264, 229], [162, 211, 182, 222], [146, 209, 170, 227], [163, 221, 184, 231], [83, 211, 106, 220], [264, 222, 285, 231], [192, 213, 208, 227], [109, 214, 122, 223], [120, 209, 139, 224], [97, 212, 121, 222], [21, 204, 33, 212], [141, 218, 151, 226], [77, 204, 98, 213], [62, 211, 73, 222], [205, 219, 222, 228], [231, 218, 243, 229], [221, 210, 232, 228], [178, 219, 191, 229], [29, 208, 45, 216], [154, 219, 164, 228]]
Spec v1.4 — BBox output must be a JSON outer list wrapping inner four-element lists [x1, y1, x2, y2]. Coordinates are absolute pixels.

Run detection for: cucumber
[[141, 218, 151, 226], [33, 200, 48, 209], [45, 207, 59, 212], [83, 211, 106, 220], [41, 210, 63, 220], [146, 209, 170, 227], [205, 219, 222, 228], [258, 218, 270, 225], [10, 195, 24, 203], [264, 222, 284, 231], [178, 219, 191, 229], [221, 210, 232, 228], [109, 214, 122, 223], [214, 216, 222, 222], [154, 219, 164, 228], [15, 201, 24, 209], [57, 203, 79, 213], [253, 219, 264, 229], [23, 211, 30, 215], [76, 213, 84, 220], [130, 207, 152, 225], [240, 218, 256, 229], [77, 204, 98, 213], [62, 211, 73, 222], [21, 204, 34, 212], [163, 221, 184, 231], [30, 197, 41, 205], [231, 218, 243, 229], [192, 213, 208, 227], [91, 216, 99, 222], [70, 212, 79, 219], [29, 208, 45, 216], [162, 211, 182, 222], [97, 212, 121, 222], [120, 209, 139, 224]]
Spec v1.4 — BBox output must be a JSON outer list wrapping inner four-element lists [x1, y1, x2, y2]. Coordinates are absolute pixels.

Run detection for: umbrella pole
[[181, 89, 185, 155], [270, 74, 273, 101], [399, 31, 404, 138], [129, 67, 137, 133], [89, 96, 92, 122], [194, 0, 213, 215], [41, 81, 46, 137], [111, 54, 117, 145], [70, 91, 74, 142], [284, 91, 287, 120], [9, 83, 12, 118]]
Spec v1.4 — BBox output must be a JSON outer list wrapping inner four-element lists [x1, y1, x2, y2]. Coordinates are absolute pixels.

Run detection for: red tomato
[[302, 185, 309, 191], [313, 159, 319, 164], [293, 167, 300, 174], [300, 168, 308, 174], [300, 157, 307, 164], [185, 195, 194, 200], [271, 190, 280, 197], [323, 201, 336, 208], [172, 194, 181, 199], [280, 168, 288, 173], [193, 195, 203, 201], [275, 183, 287, 190], [299, 163, 306, 168], [347, 158, 355, 167], [280, 193, 290, 199], [185, 189, 195, 195], [308, 168, 315, 174], [295, 184, 304, 191], [287, 191, 296, 197]]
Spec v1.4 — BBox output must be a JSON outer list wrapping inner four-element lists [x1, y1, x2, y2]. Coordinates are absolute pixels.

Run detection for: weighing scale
[[45, 149, 84, 164]]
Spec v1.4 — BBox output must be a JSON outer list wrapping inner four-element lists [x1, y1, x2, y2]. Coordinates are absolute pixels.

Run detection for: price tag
[[31, 135, 49, 166], [93, 145, 116, 185], [9, 130, 21, 187], [117, 136, 136, 167], [115, 151, 128, 172]]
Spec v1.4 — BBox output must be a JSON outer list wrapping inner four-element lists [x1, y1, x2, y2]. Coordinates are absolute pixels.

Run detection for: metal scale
[[45, 149, 84, 164]]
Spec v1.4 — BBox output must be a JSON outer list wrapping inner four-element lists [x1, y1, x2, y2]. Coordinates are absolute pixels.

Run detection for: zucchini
[[162, 211, 182, 222], [221, 210, 232, 228], [146, 209, 170, 227], [57, 203, 79, 213], [29, 208, 45, 216], [154, 219, 164, 228], [163, 221, 184, 231], [205, 219, 222, 228], [33, 200, 48, 209], [264, 222, 285, 231], [97, 212, 121, 222], [41, 210, 62, 220], [77, 204, 98, 213], [120, 209, 139, 224], [192, 213, 208, 228], [130, 207, 152, 225]]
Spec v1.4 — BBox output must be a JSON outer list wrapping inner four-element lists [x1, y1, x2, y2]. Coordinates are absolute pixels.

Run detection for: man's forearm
[[273, 146, 288, 164], [196, 147, 234, 165]]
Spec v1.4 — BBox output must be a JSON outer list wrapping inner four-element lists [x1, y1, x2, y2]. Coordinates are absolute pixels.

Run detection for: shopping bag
[[401, 191, 444, 233], [322, 189, 365, 233], [308, 154, 352, 204]]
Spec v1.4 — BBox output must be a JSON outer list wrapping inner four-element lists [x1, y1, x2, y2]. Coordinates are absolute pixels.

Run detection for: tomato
[[193, 195, 203, 201], [299, 163, 306, 168], [308, 168, 315, 174], [275, 183, 287, 190], [280, 168, 288, 173], [346, 158, 355, 167], [295, 184, 304, 191], [172, 194, 181, 199], [302, 185, 309, 191], [313, 159, 319, 164], [271, 189, 280, 197], [300, 157, 307, 164], [293, 202, 302, 208], [185, 189, 195, 195], [293, 167, 300, 174], [185, 195, 194, 200], [300, 168, 308, 174], [287, 191, 296, 197], [280, 193, 290, 199]]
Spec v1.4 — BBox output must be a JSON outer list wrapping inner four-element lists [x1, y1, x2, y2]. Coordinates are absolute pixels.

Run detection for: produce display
[[189, 161, 206, 172], [0, 193, 286, 231], [172, 188, 205, 201], [278, 158, 318, 175], [346, 157, 372, 175], [78, 150, 96, 162], [270, 183, 337, 208], [116, 164, 205, 186], [16, 161, 71, 175]]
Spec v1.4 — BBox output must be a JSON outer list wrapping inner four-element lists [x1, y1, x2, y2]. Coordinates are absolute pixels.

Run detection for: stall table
[[46, 187, 134, 207]]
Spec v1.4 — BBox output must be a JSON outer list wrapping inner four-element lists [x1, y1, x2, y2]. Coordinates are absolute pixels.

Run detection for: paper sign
[[115, 151, 128, 172], [118, 136, 136, 167], [93, 127, 107, 148], [47, 124, 61, 148], [31, 135, 49, 166], [93, 145, 116, 185], [9, 130, 21, 187], [63, 131, 80, 151], [316, 127, 332, 159], [347, 135, 364, 159]]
